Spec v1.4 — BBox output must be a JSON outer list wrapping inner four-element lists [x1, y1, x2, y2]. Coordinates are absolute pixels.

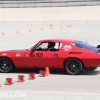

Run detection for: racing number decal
[[35, 52, 43, 57], [30, 52, 43, 57]]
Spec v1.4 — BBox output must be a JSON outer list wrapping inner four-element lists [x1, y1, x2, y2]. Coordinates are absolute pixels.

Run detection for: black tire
[[0, 57, 14, 73], [64, 58, 83, 75], [87, 67, 98, 71]]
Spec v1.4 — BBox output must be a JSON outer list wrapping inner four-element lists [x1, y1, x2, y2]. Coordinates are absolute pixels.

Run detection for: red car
[[0, 38, 100, 75]]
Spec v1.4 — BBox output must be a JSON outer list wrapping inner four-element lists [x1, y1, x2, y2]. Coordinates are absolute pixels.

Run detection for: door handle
[[54, 54, 58, 56]]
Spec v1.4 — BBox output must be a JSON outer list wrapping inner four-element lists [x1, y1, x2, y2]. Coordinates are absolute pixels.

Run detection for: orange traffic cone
[[29, 29, 32, 32], [3, 21, 6, 24], [67, 25, 70, 27], [30, 24, 33, 26], [41, 27, 43, 31], [60, 25, 63, 28], [67, 24, 73, 27], [50, 24, 53, 26], [45, 67, 50, 76], [1, 32, 5, 35], [17, 75, 24, 82], [28, 73, 36, 80], [16, 30, 20, 34], [70, 24, 73, 27], [39, 70, 45, 77], [86, 20, 88, 23], [5, 78, 14, 85]]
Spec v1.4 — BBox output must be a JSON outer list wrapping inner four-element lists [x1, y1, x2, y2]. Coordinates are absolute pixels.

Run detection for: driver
[[48, 42, 56, 50]]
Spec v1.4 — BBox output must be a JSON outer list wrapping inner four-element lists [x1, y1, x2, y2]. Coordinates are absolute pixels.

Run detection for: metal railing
[[0, 0, 100, 8]]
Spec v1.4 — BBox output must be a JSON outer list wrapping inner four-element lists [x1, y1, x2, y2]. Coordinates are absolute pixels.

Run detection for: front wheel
[[0, 57, 14, 73], [64, 58, 83, 75]]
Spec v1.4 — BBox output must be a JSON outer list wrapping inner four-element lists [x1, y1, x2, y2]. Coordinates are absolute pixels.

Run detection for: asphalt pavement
[[0, 20, 100, 100]]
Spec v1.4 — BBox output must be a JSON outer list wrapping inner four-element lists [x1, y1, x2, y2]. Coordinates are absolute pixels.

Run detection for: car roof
[[39, 38, 78, 43]]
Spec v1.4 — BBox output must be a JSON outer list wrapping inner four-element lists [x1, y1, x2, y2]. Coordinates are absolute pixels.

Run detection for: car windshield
[[72, 41, 99, 52]]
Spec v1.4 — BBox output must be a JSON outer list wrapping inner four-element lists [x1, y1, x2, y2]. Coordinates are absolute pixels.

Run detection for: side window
[[59, 43, 63, 49], [54, 42, 63, 50], [35, 42, 63, 51], [35, 42, 48, 51], [48, 42, 63, 51], [38, 42, 48, 49]]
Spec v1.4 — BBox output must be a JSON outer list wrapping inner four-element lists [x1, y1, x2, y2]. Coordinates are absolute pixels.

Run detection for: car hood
[[0, 49, 28, 53]]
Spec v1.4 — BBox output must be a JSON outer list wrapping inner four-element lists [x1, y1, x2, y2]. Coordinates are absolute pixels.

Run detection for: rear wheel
[[64, 58, 83, 75], [0, 57, 14, 73]]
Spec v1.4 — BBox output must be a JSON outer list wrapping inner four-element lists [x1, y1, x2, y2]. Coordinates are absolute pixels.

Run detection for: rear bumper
[[81, 58, 100, 68]]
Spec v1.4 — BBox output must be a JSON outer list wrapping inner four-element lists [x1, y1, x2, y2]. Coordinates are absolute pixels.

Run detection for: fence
[[0, 0, 100, 8]]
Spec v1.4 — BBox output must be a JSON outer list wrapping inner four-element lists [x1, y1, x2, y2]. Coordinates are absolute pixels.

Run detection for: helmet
[[48, 42, 55, 48]]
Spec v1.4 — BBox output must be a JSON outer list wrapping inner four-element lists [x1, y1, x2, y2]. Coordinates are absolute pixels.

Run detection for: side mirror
[[31, 48, 36, 52], [97, 45, 100, 48]]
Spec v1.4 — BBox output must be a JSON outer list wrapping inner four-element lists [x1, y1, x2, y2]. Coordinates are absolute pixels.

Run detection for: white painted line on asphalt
[[27, 92, 100, 96], [1, 91, 100, 96]]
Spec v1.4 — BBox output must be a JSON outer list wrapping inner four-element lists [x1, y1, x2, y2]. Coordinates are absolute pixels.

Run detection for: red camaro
[[0, 38, 100, 75]]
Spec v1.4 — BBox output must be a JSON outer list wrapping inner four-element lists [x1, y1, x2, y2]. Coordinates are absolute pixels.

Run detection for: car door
[[23, 42, 62, 69]]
